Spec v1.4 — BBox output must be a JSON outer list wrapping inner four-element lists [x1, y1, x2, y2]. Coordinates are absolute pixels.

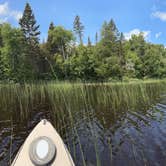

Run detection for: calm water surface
[[0, 84, 166, 166]]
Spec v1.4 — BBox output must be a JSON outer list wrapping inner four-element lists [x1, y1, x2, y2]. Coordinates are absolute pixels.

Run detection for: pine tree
[[49, 22, 54, 31], [118, 32, 126, 80], [119, 32, 125, 60], [0, 26, 5, 79], [101, 21, 108, 39], [73, 15, 84, 45], [47, 22, 56, 55], [108, 19, 119, 42], [101, 19, 119, 42], [88, 36, 91, 46], [19, 3, 40, 79], [95, 32, 98, 44], [19, 3, 40, 47], [100, 19, 120, 57]]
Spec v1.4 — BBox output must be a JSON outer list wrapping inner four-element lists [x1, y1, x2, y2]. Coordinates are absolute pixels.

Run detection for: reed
[[1, 80, 166, 165]]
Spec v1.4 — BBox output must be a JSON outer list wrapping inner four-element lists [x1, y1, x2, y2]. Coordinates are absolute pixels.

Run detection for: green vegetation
[[0, 3, 166, 82], [1, 2, 166, 166], [0, 79, 166, 121], [1, 80, 166, 164]]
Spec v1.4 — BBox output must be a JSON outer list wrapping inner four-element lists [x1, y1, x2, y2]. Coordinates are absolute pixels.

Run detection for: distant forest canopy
[[0, 2, 166, 82]]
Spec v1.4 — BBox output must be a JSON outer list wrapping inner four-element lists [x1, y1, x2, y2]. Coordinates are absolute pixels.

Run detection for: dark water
[[0, 85, 166, 166]]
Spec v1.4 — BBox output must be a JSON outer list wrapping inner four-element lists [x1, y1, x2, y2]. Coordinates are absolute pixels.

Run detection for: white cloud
[[0, 17, 8, 23], [0, 2, 8, 15], [0, 2, 22, 22], [124, 29, 151, 40], [10, 11, 22, 21], [155, 32, 162, 38], [152, 11, 166, 21]]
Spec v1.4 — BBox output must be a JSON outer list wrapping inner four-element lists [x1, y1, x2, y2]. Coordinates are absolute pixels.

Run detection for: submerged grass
[[0, 80, 165, 117], [1, 79, 166, 165]]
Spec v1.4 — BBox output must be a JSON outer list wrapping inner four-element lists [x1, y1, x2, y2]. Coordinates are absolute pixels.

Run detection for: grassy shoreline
[[0, 79, 166, 119]]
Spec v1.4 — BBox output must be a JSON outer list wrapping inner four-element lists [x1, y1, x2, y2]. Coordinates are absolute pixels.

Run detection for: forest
[[0, 2, 166, 82]]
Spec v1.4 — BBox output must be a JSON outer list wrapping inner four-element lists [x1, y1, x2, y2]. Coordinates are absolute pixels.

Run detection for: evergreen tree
[[47, 22, 56, 55], [101, 21, 108, 39], [101, 19, 119, 42], [95, 32, 98, 44], [19, 3, 40, 47], [99, 19, 120, 57], [49, 22, 54, 31], [19, 3, 40, 79], [0, 26, 5, 79], [88, 36, 91, 46], [0, 4, 165, 81], [73, 15, 84, 45], [118, 32, 126, 80], [118, 33, 125, 62], [108, 19, 119, 42]]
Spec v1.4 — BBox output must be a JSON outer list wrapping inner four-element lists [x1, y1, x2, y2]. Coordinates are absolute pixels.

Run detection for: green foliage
[[64, 46, 97, 80], [19, 3, 40, 46], [73, 15, 84, 45], [95, 32, 98, 44], [47, 26, 74, 59], [143, 44, 165, 78], [0, 3, 166, 82], [88, 36, 92, 47], [19, 2, 41, 80], [0, 24, 25, 81], [96, 19, 120, 58]]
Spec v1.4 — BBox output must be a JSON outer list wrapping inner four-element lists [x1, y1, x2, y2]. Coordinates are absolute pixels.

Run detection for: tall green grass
[[0, 80, 165, 117], [1, 80, 166, 165]]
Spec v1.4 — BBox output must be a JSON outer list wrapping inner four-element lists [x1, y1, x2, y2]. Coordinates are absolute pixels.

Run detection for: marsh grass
[[1, 80, 166, 165]]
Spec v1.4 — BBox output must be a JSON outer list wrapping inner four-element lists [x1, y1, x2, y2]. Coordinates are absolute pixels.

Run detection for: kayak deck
[[12, 119, 75, 166]]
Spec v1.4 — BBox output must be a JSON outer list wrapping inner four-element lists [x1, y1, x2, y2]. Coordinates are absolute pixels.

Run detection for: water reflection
[[0, 84, 166, 166], [67, 104, 166, 166]]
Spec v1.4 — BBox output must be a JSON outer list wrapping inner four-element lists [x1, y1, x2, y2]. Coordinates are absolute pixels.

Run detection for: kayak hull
[[12, 119, 75, 166]]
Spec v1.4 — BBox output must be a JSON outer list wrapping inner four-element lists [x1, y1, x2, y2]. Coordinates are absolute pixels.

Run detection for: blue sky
[[0, 0, 166, 45]]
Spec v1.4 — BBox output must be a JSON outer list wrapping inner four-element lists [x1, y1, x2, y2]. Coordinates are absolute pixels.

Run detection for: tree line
[[0, 3, 166, 82]]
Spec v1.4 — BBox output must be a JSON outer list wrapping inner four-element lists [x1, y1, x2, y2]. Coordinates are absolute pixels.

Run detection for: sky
[[0, 0, 166, 45]]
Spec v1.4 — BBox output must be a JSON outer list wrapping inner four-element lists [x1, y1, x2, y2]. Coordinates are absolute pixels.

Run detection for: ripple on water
[[0, 97, 166, 165]]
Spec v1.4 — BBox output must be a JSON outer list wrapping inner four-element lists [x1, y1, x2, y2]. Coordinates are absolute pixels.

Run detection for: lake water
[[0, 83, 166, 166]]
